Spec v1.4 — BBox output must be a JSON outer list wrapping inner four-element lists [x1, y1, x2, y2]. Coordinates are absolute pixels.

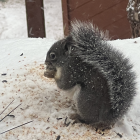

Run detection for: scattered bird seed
[[1, 73, 7, 76], [56, 118, 62, 120], [7, 115, 15, 118], [132, 126, 137, 131], [117, 133, 122, 138], [20, 53, 23, 56], [56, 135, 61, 140], [114, 131, 122, 138], [64, 116, 70, 127], [46, 127, 50, 130], [47, 117, 50, 122], [2, 80, 7, 83]]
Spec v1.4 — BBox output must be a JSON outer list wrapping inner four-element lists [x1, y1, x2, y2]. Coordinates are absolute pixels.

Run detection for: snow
[[0, 0, 27, 39], [0, 0, 140, 140], [1, 38, 140, 140], [44, 0, 63, 39]]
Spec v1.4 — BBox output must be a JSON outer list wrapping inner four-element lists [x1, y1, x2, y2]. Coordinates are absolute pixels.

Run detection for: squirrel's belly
[[61, 84, 81, 101]]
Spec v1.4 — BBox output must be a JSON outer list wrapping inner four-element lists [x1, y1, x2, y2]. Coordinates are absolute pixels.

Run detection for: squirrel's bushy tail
[[69, 20, 136, 121], [70, 20, 108, 50]]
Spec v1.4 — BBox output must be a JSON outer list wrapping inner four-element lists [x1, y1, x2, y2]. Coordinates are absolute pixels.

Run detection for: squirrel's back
[[68, 21, 136, 125]]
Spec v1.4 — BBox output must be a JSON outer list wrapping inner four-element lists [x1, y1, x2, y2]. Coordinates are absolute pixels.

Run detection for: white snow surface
[[0, 37, 140, 140]]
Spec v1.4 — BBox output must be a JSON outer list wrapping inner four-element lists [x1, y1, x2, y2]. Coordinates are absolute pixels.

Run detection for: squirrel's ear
[[63, 36, 73, 56]]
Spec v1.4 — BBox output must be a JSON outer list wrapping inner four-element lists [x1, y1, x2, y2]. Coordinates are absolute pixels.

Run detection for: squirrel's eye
[[50, 52, 56, 60]]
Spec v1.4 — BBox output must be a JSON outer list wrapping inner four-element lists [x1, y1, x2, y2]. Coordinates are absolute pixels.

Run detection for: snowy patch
[[0, 38, 140, 139]]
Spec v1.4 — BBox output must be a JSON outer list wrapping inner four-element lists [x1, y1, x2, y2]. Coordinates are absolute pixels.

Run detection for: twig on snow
[[0, 121, 33, 134], [0, 99, 14, 116], [0, 103, 21, 122]]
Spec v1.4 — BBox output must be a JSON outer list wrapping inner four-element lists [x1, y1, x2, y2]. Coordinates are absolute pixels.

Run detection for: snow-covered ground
[[0, 0, 140, 140], [0, 38, 140, 140]]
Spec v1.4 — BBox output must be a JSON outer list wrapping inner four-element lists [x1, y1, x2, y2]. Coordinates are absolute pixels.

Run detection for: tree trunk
[[127, 0, 140, 38]]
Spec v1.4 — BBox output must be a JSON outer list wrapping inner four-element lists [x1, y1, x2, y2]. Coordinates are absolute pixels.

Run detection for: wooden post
[[25, 0, 46, 38], [61, 0, 70, 36]]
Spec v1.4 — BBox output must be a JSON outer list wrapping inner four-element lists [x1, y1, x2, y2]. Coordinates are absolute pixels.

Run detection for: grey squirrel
[[44, 21, 136, 128]]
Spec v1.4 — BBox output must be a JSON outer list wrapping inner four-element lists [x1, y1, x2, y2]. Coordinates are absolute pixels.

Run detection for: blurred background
[[0, 0, 139, 40], [0, 0, 63, 39]]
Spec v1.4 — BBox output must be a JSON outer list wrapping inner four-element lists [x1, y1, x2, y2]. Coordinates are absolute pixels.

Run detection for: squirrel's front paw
[[69, 113, 87, 124]]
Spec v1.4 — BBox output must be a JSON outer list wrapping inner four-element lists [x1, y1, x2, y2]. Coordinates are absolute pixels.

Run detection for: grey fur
[[44, 21, 136, 128]]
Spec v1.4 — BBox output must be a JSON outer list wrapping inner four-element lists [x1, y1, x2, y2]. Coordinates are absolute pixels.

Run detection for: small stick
[[0, 103, 21, 122], [0, 121, 33, 134], [0, 99, 14, 116]]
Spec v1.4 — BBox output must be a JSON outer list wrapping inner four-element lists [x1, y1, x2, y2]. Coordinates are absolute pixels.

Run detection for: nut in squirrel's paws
[[44, 61, 56, 78]]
